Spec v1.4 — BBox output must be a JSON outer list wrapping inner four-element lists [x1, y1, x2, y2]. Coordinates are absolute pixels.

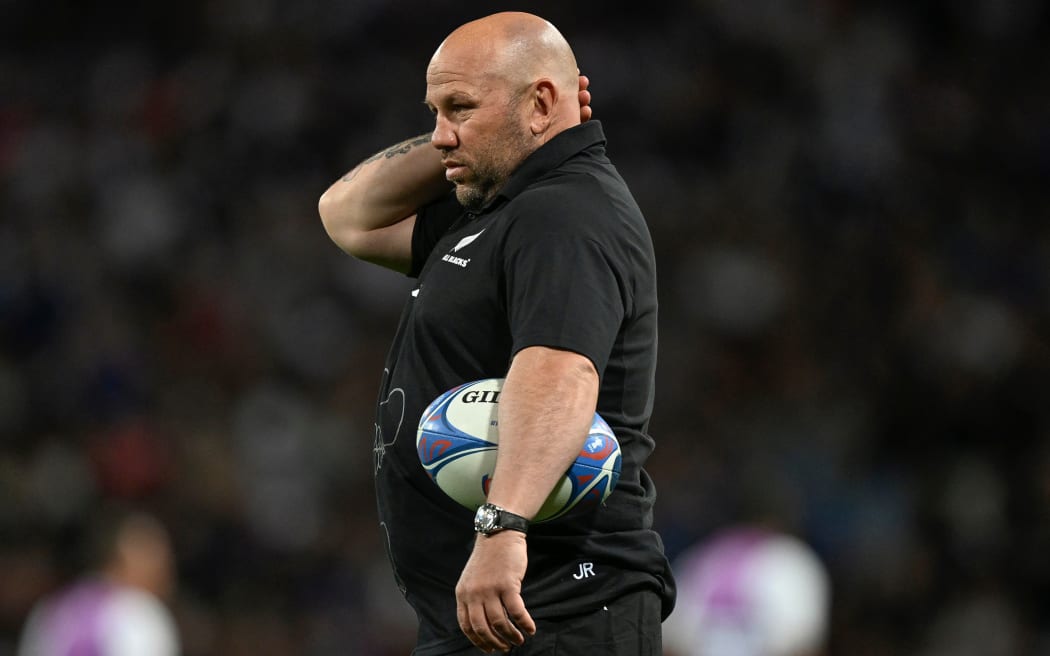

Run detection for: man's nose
[[431, 116, 457, 150]]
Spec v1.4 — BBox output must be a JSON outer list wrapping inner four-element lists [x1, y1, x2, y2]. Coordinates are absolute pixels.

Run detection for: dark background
[[1, 1, 1048, 653]]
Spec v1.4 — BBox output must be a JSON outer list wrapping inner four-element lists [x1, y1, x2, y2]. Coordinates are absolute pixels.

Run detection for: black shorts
[[441, 590, 662, 656]]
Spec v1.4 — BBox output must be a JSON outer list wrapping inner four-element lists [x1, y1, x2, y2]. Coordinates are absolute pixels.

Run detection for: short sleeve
[[409, 192, 463, 277], [505, 233, 626, 375]]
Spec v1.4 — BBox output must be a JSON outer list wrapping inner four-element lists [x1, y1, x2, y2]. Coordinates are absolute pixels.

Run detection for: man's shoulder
[[507, 165, 642, 234]]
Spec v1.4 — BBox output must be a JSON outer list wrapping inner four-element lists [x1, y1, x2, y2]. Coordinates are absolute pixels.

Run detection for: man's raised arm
[[318, 134, 450, 273]]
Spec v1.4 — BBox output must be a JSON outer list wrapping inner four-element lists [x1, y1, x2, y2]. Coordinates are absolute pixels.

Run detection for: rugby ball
[[416, 378, 621, 522]]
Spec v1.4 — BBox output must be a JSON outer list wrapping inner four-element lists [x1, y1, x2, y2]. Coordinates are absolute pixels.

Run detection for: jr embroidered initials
[[573, 562, 596, 580]]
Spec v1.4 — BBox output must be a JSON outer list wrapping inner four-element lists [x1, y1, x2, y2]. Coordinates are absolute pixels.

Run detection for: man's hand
[[579, 74, 592, 122], [456, 531, 536, 653]]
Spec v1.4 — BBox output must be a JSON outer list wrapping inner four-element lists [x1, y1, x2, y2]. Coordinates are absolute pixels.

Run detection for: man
[[319, 12, 674, 654], [17, 509, 180, 656]]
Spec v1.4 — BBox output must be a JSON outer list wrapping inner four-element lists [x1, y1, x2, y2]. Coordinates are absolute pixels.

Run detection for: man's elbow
[[317, 184, 346, 237], [318, 186, 364, 255]]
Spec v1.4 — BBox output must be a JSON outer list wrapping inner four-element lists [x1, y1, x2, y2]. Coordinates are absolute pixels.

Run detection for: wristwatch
[[474, 503, 530, 536]]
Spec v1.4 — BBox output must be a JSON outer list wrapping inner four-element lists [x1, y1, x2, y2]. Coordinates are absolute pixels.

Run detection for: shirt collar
[[485, 121, 607, 208]]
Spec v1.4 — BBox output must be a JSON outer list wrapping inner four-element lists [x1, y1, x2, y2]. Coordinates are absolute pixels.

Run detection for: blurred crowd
[[1, 1, 1048, 654]]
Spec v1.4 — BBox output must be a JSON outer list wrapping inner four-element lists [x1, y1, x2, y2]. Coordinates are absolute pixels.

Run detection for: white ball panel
[[443, 380, 503, 445], [535, 477, 573, 522], [432, 447, 498, 510]]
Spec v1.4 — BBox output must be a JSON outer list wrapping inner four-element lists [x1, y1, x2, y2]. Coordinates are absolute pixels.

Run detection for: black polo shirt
[[373, 121, 675, 655]]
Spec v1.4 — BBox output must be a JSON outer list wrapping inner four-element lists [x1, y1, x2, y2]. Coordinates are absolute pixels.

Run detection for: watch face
[[475, 505, 498, 532]]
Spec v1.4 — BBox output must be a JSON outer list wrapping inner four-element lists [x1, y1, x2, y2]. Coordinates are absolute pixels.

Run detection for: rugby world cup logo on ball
[[416, 378, 622, 522]]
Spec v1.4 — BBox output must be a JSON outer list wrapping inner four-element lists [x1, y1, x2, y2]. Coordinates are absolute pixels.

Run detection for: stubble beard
[[453, 121, 535, 212]]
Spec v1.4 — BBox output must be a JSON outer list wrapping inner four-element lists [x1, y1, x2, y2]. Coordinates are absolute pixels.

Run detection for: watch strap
[[476, 503, 530, 535]]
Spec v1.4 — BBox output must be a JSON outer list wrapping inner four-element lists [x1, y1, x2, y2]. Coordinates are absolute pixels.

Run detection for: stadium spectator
[[17, 508, 179, 656], [664, 526, 830, 656]]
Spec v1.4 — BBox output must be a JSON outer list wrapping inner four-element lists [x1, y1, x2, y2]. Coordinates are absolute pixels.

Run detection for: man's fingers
[[469, 601, 511, 652], [457, 601, 479, 646], [458, 594, 528, 652], [501, 591, 536, 637], [578, 82, 592, 122], [487, 598, 525, 647]]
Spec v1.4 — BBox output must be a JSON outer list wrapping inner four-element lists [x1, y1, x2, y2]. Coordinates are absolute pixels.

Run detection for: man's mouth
[[443, 161, 467, 181]]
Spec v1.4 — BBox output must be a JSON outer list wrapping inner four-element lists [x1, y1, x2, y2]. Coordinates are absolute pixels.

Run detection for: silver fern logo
[[452, 230, 485, 252], [442, 229, 485, 268]]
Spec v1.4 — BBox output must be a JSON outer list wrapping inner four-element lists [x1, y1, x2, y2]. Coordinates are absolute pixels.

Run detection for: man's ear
[[528, 79, 557, 135]]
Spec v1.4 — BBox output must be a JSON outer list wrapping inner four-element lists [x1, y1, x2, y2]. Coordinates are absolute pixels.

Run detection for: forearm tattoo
[[341, 134, 432, 182]]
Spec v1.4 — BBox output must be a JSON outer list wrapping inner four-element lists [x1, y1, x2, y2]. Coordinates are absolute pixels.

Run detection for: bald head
[[440, 13, 578, 89], [428, 12, 581, 134]]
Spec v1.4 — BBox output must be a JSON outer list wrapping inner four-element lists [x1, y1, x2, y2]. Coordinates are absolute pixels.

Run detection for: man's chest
[[412, 221, 506, 323]]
